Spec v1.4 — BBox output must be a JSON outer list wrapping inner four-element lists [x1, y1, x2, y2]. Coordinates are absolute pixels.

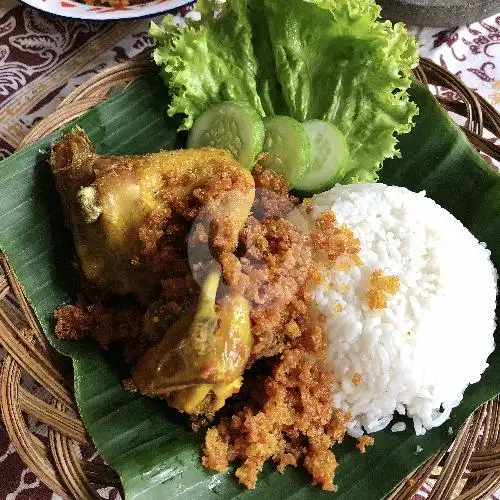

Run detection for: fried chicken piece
[[50, 129, 255, 298], [132, 268, 252, 415]]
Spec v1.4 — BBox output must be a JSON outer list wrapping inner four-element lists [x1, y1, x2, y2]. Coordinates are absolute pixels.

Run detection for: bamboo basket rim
[[1, 56, 499, 500]]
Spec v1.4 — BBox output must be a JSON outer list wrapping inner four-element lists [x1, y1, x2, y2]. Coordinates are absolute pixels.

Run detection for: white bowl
[[21, 0, 193, 21]]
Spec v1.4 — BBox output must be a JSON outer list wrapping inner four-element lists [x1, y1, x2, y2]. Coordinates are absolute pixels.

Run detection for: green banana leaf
[[0, 73, 498, 500]]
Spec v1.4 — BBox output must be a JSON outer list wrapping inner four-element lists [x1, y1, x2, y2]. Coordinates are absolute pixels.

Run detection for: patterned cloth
[[413, 20, 500, 107], [0, 2, 499, 498]]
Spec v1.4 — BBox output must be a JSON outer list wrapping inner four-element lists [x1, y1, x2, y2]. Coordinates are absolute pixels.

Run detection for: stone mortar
[[379, 0, 500, 27]]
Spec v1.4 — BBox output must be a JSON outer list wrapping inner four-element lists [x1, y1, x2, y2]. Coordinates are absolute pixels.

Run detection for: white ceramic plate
[[21, 0, 193, 21]]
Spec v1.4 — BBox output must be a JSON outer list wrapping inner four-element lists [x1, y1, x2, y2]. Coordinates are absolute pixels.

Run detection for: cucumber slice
[[187, 102, 265, 169], [293, 120, 348, 195], [261, 116, 310, 186]]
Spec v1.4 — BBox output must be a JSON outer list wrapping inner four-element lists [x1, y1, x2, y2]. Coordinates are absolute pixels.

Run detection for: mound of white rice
[[299, 184, 497, 436]]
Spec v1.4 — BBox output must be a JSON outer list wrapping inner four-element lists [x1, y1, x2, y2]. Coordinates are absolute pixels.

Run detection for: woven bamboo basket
[[1, 56, 500, 500]]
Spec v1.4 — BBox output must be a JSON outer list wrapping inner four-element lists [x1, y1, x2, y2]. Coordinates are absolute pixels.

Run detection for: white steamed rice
[[297, 183, 497, 436]]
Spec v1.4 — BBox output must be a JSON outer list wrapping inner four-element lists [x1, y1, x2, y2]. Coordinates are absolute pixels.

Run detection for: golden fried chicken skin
[[50, 129, 255, 298], [132, 268, 252, 415]]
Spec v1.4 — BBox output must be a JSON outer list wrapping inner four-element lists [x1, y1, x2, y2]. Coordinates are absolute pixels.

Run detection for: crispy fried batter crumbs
[[54, 305, 92, 341], [253, 164, 290, 196], [309, 263, 326, 285], [333, 303, 343, 313], [352, 373, 363, 385], [203, 348, 349, 490], [252, 165, 299, 219], [220, 216, 313, 361], [202, 428, 229, 472], [139, 216, 192, 276], [218, 207, 360, 364], [55, 273, 197, 363], [54, 300, 147, 361], [366, 269, 400, 309], [202, 205, 361, 490], [312, 214, 360, 267], [142, 167, 253, 262], [356, 435, 375, 453]]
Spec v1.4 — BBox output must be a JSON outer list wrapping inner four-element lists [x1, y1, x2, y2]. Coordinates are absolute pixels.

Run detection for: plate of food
[[0, 0, 498, 499], [21, 0, 193, 21]]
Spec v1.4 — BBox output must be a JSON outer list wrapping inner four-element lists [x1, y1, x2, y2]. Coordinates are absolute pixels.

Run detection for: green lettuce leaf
[[150, 0, 418, 183], [150, 0, 264, 130]]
